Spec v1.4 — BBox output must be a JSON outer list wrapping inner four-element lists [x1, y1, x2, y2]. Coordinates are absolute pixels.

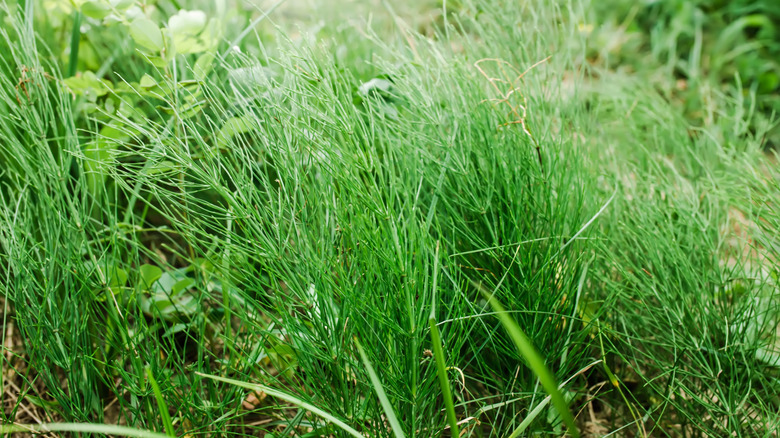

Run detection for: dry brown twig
[[474, 56, 552, 172]]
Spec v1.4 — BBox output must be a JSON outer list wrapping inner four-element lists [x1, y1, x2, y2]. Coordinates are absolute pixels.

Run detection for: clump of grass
[[0, 0, 778, 436], [579, 70, 780, 435], [134, 17, 598, 434]]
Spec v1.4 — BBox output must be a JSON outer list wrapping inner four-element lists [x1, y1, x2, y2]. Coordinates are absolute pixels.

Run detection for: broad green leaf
[[199, 19, 221, 51], [193, 52, 215, 81], [83, 140, 112, 171], [171, 277, 196, 295], [81, 1, 111, 19], [217, 116, 256, 149], [756, 347, 780, 367], [759, 71, 779, 93], [139, 74, 157, 88], [100, 123, 128, 140], [177, 79, 202, 92], [142, 291, 198, 320], [153, 271, 184, 294], [83, 123, 126, 198], [141, 270, 200, 320], [168, 9, 208, 54], [267, 344, 298, 378], [139, 264, 163, 289], [144, 160, 178, 176], [110, 0, 134, 8], [221, 116, 255, 137], [139, 80, 174, 99], [174, 38, 209, 56], [108, 267, 128, 295], [63, 71, 112, 97], [104, 96, 117, 114], [129, 17, 163, 52], [178, 98, 206, 119], [25, 395, 61, 410], [192, 257, 215, 273], [147, 56, 169, 68], [153, 294, 197, 317], [76, 39, 102, 72]]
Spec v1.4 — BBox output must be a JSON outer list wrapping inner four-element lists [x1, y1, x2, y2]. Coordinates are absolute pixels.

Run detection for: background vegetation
[[0, 0, 778, 436]]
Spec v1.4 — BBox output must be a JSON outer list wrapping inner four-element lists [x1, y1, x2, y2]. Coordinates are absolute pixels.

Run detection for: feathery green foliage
[[0, 0, 778, 436]]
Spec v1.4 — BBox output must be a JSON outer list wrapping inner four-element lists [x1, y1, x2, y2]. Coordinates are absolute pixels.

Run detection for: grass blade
[[428, 241, 460, 435], [146, 366, 175, 437], [195, 372, 365, 438], [0, 423, 170, 438], [354, 337, 406, 438], [509, 360, 602, 438], [429, 317, 460, 437], [67, 11, 81, 77], [427, 241, 459, 435], [483, 293, 580, 438]]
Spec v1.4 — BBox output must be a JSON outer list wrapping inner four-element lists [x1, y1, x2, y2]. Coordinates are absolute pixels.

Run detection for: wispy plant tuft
[[0, 0, 777, 436]]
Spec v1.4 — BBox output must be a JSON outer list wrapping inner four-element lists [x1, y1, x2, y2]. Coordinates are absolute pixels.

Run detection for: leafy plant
[[590, 0, 780, 147]]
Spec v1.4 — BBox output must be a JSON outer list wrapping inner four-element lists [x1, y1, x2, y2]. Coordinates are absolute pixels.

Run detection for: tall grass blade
[[67, 11, 81, 77], [354, 337, 406, 438], [146, 366, 175, 437], [0, 423, 170, 438], [508, 361, 602, 438], [428, 241, 459, 435], [195, 372, 365, 438], [429, 317, 460, 437], [483, 293, 580, 438]]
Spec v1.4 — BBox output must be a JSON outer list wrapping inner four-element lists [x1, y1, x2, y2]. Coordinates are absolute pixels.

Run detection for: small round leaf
[[129, 17, 164, 52]]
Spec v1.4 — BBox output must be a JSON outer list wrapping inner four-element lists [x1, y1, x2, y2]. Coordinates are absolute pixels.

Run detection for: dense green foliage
[[0, 0, 778, 436], [593, 0, 780, 146]]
